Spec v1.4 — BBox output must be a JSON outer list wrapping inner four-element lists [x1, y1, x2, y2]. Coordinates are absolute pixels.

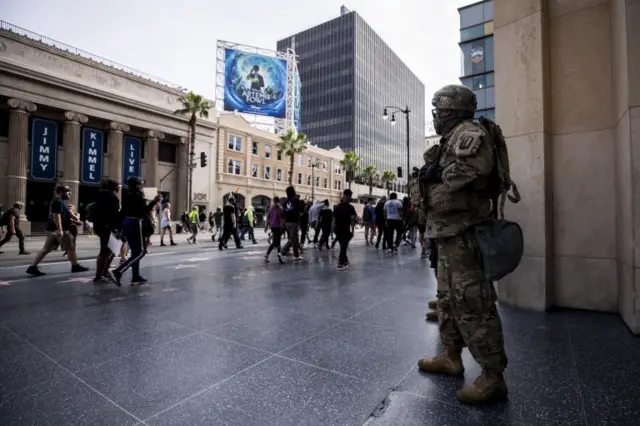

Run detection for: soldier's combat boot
[[417, 348, 464, 376], [427, 299, 437, 310], [456, 371, 508, 406], [425, 311, 438, 322]]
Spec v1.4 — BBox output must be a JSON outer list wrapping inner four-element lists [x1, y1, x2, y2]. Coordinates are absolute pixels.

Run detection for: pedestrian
[[362, 198, 376, 246], [317, 200, 332, 251], [278, 186, 303, 262], [186, 206, 199, 244], [384, 192, 404, 253], [208, 211, 215, 233], [264, 196, 284, 263], [212, 207, 223, 242], [240, 205, 257, 244], [26, 185, 88, 276], [0, 202, 28, 255], [299, 200, 311, 248], [218, 198, 243, 250], [333, 189, 357, 270], [107, 177, 161, 286], [374, 197, 387, 250], [308, 200, 323, 245], [160, 202, 177, 246], [92, 179, 121, 283], [198, 208, 207, 232], [65, 204, 83, 256]]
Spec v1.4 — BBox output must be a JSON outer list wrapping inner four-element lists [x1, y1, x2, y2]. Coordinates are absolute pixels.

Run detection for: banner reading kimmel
[[223, 48, 287, 119]]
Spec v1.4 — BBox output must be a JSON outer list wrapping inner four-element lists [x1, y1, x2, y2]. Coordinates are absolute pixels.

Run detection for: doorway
[[26, 181, 56, 232]]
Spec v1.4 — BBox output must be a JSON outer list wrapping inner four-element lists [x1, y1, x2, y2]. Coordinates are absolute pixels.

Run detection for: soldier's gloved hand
[[419, 164, 442, 183]]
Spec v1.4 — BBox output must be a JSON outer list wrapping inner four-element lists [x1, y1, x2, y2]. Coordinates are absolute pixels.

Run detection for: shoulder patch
[[454, 131, 483, 157]]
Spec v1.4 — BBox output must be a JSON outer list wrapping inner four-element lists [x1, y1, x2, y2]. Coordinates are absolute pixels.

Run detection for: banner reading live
[[30, 118, 58, 180], [81, 128, 104, 184], [122, 136, 141, 186], [223, 48, 287, 118]]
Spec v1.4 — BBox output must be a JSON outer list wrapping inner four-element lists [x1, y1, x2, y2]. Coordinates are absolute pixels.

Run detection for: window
[[276, 168, 283, 182], [460, 24, 484, 42], [323, 161, 328, 171], [486, 72, 494, 87], [265, 166, 271, 180], [334, 180, 342, 190], [252, 141, 258, 155], [486, 87, 495, 109], [265, 145, 272, 159], [297, 173, 303, 185], [334, 164, 341, 174], [307, 175, 312, 186], [158, 142, 177, 163], [277, 150, 282, 161], [228, 135, 242, 151], [308, 157, 312, 167], [316, 176, 320, 187], [298, 154, 302, 166], [475, 88, 487, 110], [227, 159, 241, 175], [460, 3, 483, 29], [460, 37, 493, 76], [323, 178, 328, 188], [251, 163, 259, 178]]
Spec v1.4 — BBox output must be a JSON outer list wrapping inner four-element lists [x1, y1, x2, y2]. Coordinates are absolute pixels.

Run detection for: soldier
[[410, 167, 438, 323], [416, 84, 508, 405]]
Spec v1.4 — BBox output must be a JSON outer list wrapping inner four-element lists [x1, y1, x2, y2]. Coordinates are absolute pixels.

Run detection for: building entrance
[[25, 181, 56, 233]]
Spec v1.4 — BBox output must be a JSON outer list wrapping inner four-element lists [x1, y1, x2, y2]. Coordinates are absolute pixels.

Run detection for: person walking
[[92, 179, 121, 282], [160, 202, 177, 246], [0, 202, 28, 255], [333, 189, 357, 270], [384, 192, 404, 253], [218, 198, 243, 250], [264, 196, 284, 263], [308, 200, 323, 245], [26, 186, 89, 276], [107, 177, 161, 286], [362, 198, 376, 246], [186, 206, 199, 244], [374, 197, 387, 250], [278, 186, 303, 262], [212, 207, 223, 242], [317, 200, 333, 251]]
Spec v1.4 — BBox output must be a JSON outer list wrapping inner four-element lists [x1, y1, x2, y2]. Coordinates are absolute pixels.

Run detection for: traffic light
[[200, 152, 207, 167]]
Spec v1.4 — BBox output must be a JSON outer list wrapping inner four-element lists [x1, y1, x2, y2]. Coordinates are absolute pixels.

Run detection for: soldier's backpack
[[473, 117, 524, 282]]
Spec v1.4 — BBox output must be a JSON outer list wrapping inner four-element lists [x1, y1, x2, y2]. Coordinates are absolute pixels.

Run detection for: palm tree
[[361, 164, 378, 196], [174, 92, 212, 209], [381, 170, 397, 197], [277, 129, 307, 185], [340, 151, 361, 190]]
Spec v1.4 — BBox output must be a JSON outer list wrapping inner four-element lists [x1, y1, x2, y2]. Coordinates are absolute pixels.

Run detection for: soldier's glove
[[419, 164, 442, 183]]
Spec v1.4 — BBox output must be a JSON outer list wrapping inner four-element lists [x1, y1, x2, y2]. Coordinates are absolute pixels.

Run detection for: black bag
[[0, 210, 12, 226], [363, 206, 372, 222], [474, 219, 524, 282], [85, 202, 98, 223]]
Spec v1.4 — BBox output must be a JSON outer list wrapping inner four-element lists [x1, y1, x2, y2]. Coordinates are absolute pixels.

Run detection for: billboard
[[81, 128, 104, 184], [223, 48, 287, 118], [30, 118, 58, 180], [294, 71, 301, 133], [122, 136, 141, 186]]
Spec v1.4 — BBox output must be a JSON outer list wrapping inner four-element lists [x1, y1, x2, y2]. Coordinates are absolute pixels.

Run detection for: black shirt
[[120, 189, 155, 219], [223, 205, 235, 227], [0, 207, 19, 228], [375, 202, 386, 226], [333, 202, 356, 235], [318, 208, 333, 229], [283, 197, 302, 223], [45, 197, 71, 232], [95, 190, 121, 231], [213, 211, 223, 226]]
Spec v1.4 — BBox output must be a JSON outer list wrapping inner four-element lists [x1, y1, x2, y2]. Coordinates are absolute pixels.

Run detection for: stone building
[[216, 113, 345, 217], [0, 21, 217, 234], [494, 0, 639, 334]]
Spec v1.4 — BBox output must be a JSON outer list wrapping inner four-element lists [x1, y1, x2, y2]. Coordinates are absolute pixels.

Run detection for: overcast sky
[[3, 0, 475, 124]]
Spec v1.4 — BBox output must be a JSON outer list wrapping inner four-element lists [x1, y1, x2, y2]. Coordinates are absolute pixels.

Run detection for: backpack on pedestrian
[[473, 116, 524, 283], [85, 202, 98, 224], [362, 206, 372, 223]]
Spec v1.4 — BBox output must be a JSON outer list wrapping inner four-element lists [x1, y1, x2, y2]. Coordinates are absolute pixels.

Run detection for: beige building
[[0, 22, 217, 233], [215, 113, 345, 215], [494, 0, 639, 333]]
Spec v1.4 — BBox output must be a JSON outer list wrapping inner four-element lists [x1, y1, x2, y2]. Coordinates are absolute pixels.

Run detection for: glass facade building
[[277, 9, 425, 176], [458, 0, 495, 121]]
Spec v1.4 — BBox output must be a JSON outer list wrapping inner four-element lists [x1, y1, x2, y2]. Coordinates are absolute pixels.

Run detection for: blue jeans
[[114, 217, 146, 278]]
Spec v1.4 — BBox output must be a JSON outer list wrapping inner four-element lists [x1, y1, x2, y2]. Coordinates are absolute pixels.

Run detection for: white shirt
[[384, 199, 403, 220]]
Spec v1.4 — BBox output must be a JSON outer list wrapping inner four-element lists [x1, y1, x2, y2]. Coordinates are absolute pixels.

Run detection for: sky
[[2, 0, 476, 126]]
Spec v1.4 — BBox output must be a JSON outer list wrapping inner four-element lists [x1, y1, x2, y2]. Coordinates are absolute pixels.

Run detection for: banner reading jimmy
[[223, 48, 287, 118]]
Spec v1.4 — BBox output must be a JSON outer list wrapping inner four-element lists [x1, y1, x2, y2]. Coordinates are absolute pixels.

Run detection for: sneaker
[[107, 269, 122, 287], [277, 252, 284, 264], [26, 265, 45, 277], [337, 264, 347, 271], [93, 276, 110, 284], [19, 251, 30, 255], [71, 264, 89, 273], [264, 255, 270, 263], [193, 241, 198, 245], [161, 242, 166, 247], [218, 246, 224, 251], [131, 276, 148, 285], [293, 256, 303, 262], [170, 242, 177, 246], [187, 238, 192, 245]]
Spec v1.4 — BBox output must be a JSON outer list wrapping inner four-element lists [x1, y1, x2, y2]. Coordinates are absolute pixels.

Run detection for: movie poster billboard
[[294, 71, 301, 133], [223, 48, 287, 118]]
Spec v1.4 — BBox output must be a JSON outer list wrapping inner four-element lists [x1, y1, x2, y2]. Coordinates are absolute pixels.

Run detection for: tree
[[174, 91, 212, 210], [340, 151, 361, 190], [361, 164, 378, 196], [381, 170, 397, 197], [277, 129, 307, 185]]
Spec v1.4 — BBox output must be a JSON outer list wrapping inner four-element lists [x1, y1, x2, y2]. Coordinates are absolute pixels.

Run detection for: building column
[[108, 122, 130, 190], [494, 0, 553, 310], [176, 136, 189, 212], [143, 130, 164, 188], [6, 98, 37, 224], [62, 111, 88, 207]]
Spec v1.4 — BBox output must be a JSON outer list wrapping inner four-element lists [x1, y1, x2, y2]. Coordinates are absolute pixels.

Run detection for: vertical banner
[[30, 118, 58, 180], [81, 128, 104, 184], [122, 136, 141, 186]]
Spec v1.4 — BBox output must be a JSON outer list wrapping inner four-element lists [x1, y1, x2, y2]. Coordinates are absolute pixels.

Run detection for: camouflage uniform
[[417, 84, 508, 406]]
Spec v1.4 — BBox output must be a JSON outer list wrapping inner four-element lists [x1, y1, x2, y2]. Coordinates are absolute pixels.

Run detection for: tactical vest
[[424, 121, 494, 239]]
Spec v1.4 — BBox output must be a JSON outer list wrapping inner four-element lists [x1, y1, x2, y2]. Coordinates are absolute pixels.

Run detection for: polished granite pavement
[[1, 240, 639, 425]]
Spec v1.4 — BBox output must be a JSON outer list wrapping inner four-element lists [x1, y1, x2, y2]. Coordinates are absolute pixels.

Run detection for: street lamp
[[383, 104, 411, 190]]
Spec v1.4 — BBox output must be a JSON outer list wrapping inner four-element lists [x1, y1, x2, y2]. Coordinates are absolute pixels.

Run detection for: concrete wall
[[494, 0, 639, 333]]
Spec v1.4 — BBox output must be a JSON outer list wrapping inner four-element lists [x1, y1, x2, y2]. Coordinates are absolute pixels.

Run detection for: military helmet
[[432, 84, 477, 113]]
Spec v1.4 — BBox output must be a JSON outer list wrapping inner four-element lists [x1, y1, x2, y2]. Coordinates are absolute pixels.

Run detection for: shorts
[[44, 231, 74, 252]]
